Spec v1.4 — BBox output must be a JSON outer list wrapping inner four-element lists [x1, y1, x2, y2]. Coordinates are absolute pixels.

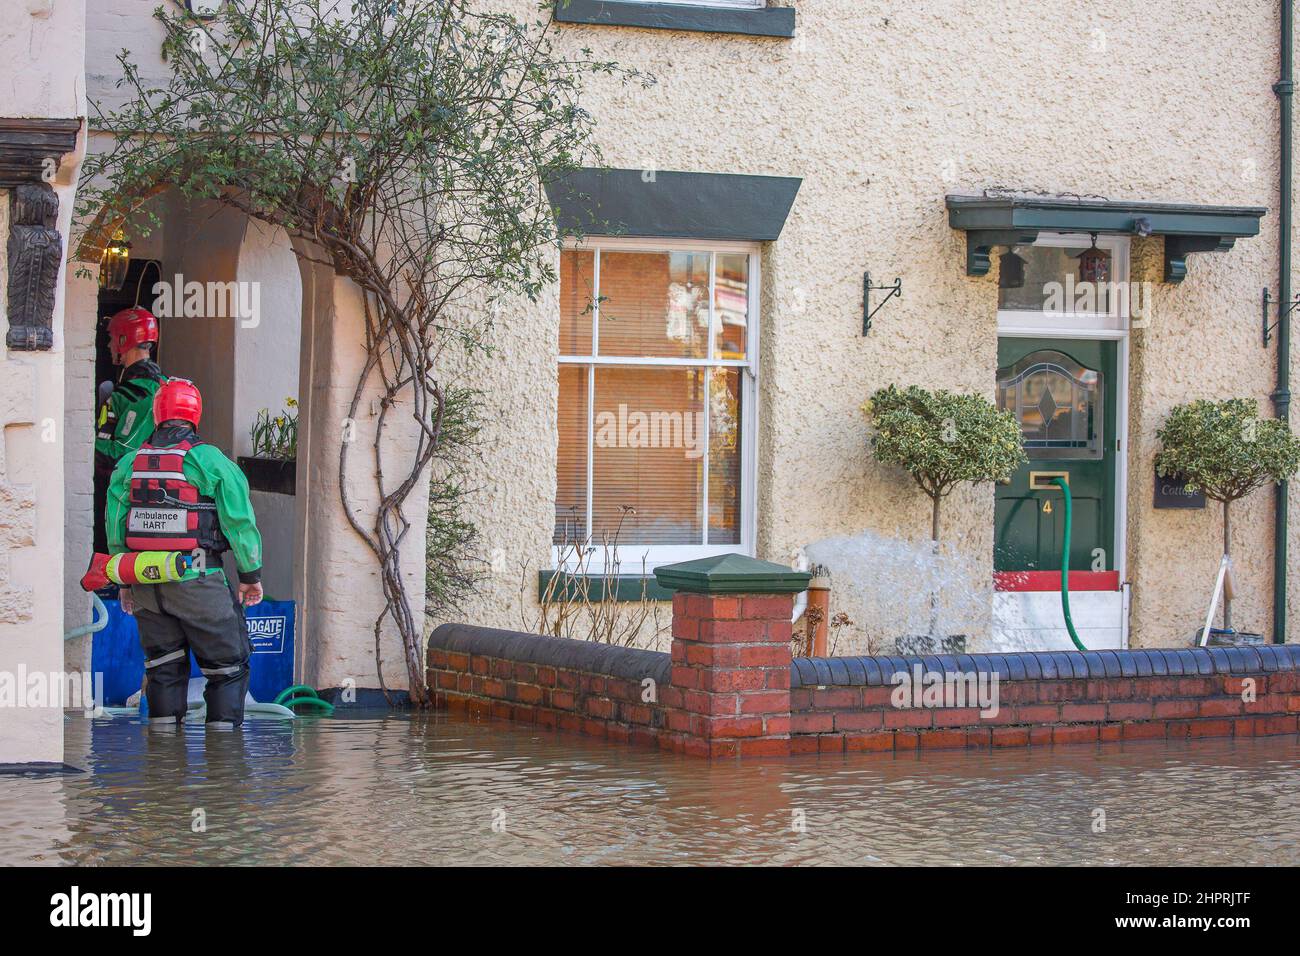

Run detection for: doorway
[[92, 258, 163, 554], [989, 232, 1131, 650], [994, 337, 1118, 583]]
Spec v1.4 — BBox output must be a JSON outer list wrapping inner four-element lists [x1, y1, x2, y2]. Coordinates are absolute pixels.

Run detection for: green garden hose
[[274, 684, 335, 715], [1052, 476, 1088, 652]]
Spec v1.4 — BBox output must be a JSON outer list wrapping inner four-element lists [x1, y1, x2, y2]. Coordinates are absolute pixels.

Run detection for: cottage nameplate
[[1153, 465, 1206, 509]]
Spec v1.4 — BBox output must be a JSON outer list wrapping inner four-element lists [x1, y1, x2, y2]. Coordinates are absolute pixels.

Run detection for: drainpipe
[[1273, 0, 1293, 645]]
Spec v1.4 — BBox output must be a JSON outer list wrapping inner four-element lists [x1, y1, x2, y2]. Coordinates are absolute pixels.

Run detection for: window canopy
[[553, 1, 796, 39], [946, 194, 1267, 283], [546, 168, 802, 242]]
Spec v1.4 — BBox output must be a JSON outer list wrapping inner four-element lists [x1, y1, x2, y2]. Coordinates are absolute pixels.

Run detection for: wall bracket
[[862, 272, 901, 335], [1263, 286, 1300, 348]]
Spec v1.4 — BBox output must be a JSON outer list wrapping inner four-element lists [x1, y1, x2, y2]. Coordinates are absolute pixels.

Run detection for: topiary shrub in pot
[[863, 385, 1026, 651], [1155, 398, 1300, 634]]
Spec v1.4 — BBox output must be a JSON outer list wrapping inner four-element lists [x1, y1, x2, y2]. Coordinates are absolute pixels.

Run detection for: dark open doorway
[[92, 259, 163, 553]]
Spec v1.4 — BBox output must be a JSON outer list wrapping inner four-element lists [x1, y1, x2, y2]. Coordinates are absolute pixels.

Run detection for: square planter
[[237, 456, 296, 496]]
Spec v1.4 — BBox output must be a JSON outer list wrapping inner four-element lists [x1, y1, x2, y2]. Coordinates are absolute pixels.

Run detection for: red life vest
[[125, 438, 227, 553]]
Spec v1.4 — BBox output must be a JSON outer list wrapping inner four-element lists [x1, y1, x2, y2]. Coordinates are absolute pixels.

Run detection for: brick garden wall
[[429, 588, 795, 757], [789, 648, 1300, 755], [428, 624, 672, 749], [428, 600, 1300, 759]]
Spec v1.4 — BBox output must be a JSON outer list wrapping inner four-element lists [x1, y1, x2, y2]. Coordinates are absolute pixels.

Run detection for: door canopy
[[946, 193, 1266, 283]]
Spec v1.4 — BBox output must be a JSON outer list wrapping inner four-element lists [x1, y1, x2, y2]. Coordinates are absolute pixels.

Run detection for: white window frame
[[555, 235, 761, 573], [996, 232, 1131, 335]]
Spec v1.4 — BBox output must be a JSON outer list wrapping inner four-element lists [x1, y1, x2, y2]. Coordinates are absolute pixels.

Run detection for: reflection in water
[[2, 716, 1298, 866]]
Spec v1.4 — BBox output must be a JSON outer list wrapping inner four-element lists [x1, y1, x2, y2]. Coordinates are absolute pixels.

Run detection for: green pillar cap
[[653, 553, 812, 595]]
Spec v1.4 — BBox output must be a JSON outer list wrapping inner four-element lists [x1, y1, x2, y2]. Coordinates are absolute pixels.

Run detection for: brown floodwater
[[2, 714, 1298, 866]]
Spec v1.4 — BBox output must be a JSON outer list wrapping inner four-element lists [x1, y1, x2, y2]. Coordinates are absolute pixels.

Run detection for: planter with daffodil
[[239, 397, 298, 495]]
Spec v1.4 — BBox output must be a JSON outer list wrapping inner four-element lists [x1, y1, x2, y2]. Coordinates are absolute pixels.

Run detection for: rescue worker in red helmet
[[94, 307, 166, 554], [105, 378, 265, 730]]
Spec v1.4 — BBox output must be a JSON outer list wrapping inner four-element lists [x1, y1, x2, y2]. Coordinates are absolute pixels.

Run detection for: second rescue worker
[[94, 307, 167, 553]]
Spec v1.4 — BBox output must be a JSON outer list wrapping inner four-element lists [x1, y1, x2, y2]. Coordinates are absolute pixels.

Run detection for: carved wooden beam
[[6, 183, 62, 351], [964, 229, 1040, 278], [0, 118, 79, 352], [0, 117, 80, 188]]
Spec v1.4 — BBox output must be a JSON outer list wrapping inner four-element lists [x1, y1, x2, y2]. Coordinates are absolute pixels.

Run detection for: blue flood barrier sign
[[92, 598, 296, 706], [247, 612, 288, 655]]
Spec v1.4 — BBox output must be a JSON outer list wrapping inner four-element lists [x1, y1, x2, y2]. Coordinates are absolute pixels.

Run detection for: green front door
[[994, 338, 1117, 573]]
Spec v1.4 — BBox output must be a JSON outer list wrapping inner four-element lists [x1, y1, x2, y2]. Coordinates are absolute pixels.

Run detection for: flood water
[[2, 714, 1298, 866]]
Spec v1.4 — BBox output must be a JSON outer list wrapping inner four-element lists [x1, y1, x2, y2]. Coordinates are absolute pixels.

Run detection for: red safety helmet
[[154, 378, 203, 427], [106, 307, 159, 363]]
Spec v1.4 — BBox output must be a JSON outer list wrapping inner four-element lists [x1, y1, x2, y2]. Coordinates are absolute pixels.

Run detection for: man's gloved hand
[[239, 582, 264, 607], [119, 587, 135, 616]]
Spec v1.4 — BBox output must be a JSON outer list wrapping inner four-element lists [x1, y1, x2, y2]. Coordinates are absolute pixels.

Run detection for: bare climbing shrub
[[522, 507, 665, 648]]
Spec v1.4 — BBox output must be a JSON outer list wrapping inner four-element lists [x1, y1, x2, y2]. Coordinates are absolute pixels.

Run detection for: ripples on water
[[2, 716, 1298, 866]]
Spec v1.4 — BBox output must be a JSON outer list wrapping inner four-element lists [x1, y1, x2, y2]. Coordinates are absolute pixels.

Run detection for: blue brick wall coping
[[791, 646, 1300, 688], [430, 623, 671, 685]]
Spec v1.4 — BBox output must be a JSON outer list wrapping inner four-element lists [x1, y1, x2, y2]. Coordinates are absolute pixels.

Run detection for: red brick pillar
[[655, 555, 810, 758]]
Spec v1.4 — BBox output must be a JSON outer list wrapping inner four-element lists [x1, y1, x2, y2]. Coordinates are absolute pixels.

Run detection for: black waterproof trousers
[[133, 573, 251, 728]]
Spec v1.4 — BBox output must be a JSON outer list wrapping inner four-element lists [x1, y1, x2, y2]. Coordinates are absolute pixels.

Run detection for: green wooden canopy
[[946, 194, 1267, 282]]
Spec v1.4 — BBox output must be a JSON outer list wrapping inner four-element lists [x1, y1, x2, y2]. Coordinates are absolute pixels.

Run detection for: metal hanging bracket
[[863, 272, 901, 335], [1262, 286, 1300, 348]]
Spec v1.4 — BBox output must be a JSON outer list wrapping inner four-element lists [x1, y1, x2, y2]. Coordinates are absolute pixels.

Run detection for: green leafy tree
[[864, 385, 1026, 542], [79, 0, 642, 704], [1155, 398, 1300, 629]]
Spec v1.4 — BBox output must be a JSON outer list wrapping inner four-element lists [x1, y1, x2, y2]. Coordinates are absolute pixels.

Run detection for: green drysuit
[[106, 425, 264, 585], [95, 359, 165, 467]]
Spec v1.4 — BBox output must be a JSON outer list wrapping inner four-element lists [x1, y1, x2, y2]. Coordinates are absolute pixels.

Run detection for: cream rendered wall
[[153, 196, 246, 454], [62, 269, 98, 668], [0, 0, 85, 764], [294, 257, 427, 693], [234, 221, 301, 458], [439, 0, 1298, 651], [235, 221, 302, 602]]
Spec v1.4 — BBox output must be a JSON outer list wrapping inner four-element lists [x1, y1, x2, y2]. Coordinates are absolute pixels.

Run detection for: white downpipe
[[791, 548, 809, 623]]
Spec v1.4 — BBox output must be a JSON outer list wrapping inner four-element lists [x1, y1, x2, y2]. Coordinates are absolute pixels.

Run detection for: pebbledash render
[[3, 0, 1300, 769], [453, 0, 1300, 656]]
